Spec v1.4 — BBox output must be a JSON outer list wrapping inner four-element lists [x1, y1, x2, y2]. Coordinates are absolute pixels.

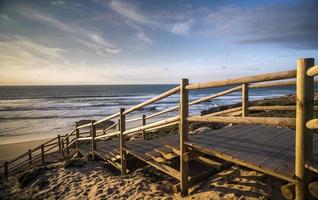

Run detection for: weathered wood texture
[[186, 124, 318, 182], [295, 58, 314, 200], [186, 70, 296, 90], [74, 124, 318, 184]]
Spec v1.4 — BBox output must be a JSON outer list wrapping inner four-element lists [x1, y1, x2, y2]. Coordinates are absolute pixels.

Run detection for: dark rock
[[18, 166, 47, 188], [64, 158, 86, 168]]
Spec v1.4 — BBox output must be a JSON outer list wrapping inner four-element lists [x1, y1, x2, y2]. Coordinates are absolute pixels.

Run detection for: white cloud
[[137, 32, 152, 44], [204, 2, 318, 49], [109, 0, 151, 25], [169, 20, 194, 35], [0, 14, 10, 20], [20, 7, 121, 55], [50, 0, 65, 6]]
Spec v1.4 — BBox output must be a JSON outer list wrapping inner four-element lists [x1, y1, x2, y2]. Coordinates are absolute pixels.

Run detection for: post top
[[180, 78, 189, 85], [297, 58, 314, 61]]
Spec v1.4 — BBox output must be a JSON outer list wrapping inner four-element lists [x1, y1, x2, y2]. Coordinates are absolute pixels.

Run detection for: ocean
[[0, 85, 296, 144]]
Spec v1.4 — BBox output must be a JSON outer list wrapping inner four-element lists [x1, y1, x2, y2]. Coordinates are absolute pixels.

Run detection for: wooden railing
[[1, 58, 317, 200]]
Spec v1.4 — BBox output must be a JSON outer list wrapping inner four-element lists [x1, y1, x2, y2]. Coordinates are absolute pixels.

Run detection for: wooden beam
[[41, 144, 45, 165], [146, 85, 242, 120], [195, 156, 223, 170], [207, 107, 242, 116], [123, 86, 180, 115], [65, 137, 69, 160], [91, 121, 97, 160], [186, 70, 296, 90], [124, 116, 179, 136], [306, 119, 318, 130], [4, 161, 8, 178], [306, 65, 318, 77], [295, 58, 314, 200], [250, 105, 318, 111], [173, 168, 215, 193], [144, 121, 179, 132], [142, 115, 146, 139], [180, 78, 189, 196], [93, 112, 120, 126], [250, 79, 318, 88], [75, 126, 80, 155], [28, 149, 32, 165], [188, 115, 296, 127], [57, 135, 61, 150], [119, 108, 127, 175], [242, 83, 249, 117]]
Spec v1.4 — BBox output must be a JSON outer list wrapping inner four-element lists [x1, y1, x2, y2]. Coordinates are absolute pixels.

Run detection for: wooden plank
[[242, 129, 293, 163], [125, 148, 180, 180], [262, 147, 295, 177], [187, 141, 295, 182], [189, 125, 263, 154]]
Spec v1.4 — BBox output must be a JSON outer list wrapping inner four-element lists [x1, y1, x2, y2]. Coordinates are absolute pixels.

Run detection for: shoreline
[[0, 93, 307, 162], [0, 138, 52, 162]]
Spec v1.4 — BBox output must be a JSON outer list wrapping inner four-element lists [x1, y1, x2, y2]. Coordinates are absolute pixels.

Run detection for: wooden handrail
[[44, 143, 59, 153], [146, 85, 242, 120], [103, 121, 118, 133], [307, 65, 318, 77], [249, 79, 318, 88], [188, 115, 296, 127], [207, 107, 242, 116], [123, 86, 180, 115], [95, 131, 120, 140], [144, 121, 179, 132], [126, 117, 142, 122], [94, 112, 120, 126], [249, 106, 318, 111], [42, 136, 58, 146], [306, 119, 318, 129], [186, 70, 296, 90], [124, 116, 180, 135]]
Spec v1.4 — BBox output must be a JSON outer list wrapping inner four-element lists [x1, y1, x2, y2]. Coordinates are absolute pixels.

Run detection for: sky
[[0, 0, 317, 85]]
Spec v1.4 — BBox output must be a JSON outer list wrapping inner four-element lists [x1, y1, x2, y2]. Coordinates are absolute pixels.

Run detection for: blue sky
[[0, 0, 317, 85]]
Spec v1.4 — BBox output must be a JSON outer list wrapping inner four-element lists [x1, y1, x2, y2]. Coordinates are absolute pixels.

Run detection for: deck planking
[[76, 124, 318, 182]]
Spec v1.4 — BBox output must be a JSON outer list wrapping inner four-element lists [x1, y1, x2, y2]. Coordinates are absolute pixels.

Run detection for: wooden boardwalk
[[76, 124, 318, 183]]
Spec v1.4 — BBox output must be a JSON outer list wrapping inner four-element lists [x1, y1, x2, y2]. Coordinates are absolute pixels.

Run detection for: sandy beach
[[0, 138, 52, 163], [0, 158, 285, 200]]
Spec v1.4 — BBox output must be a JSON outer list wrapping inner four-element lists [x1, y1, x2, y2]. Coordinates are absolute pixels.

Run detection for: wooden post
[[119, 108, 127, 175], [58, 135, 61, 150], [41, 144, 45, 165], [75, 126, 80, 155], [66, 137, 69, 160], [91, 121, 97, 160], [295, 58, 314, 200], [242, 83, 249, 117], [142, 114, 146, 139], [61, 139, 65, 159], [28, 149, 32, 165], [179, 79, 189, 196], [4, 161, 8, 178]]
